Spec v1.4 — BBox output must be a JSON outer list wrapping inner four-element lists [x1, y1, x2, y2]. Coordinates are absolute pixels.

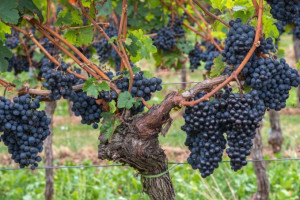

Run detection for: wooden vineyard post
[[44, 101, 57, 200]]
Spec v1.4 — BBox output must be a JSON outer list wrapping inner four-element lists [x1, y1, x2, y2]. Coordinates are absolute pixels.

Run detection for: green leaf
[[64, 27, 93, 46], [0, 41, 12, 72], [55, 9, 83, 27], [31, 50, 45, 62], [126, 29, 157, 62], [124, 38, 132, 46], [117, 91, 135, 109], [82, 77, 99, 98], [108, 36, 118, 44], [82, 0, 92, 8], [109, 100, 117, 113], [177, 38, 194, 54], [19, 0, 43, 22], [0, 21, 11, 41], [96, 0, 112, 16], [101, 112, 114, 120], [132, 67, 141, 74], [98, 81, 110, 92], [243, 85, 251, 93], [210, 55, 225, 78], [0, 0, 19, 24], [100, 117, 120, 142]]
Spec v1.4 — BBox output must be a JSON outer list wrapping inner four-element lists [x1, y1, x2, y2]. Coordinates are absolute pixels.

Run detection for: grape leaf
[[132, 67, 141, 74], [210, 55, 225, 78], [109, 100, 117, 113], [177, 38, 194, 54], [0, 41, 12, 72], [96, 0, 112, 16], [19, 0, 43, 22], [82, 77, 99, 98], [83, 77, 111, 98], [55, 9, 83, 27], [0, 0, 19, 24], [98, 81, 110, 92], [0, 21, 11, 41], [126, 29, 157, 62], [100, 117, 120, 143], [117, 91, 135, 109], [64, 27, 93, 46]]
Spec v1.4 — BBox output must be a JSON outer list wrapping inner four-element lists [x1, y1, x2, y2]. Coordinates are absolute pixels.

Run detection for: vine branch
[[192, 0, 231, 28], [188, 0, 223, 51], [77, 0, 134, 92], [181, 0, 264, 106], [11, 25, 87, 81]]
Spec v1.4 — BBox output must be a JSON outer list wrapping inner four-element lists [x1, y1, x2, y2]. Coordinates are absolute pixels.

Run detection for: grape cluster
[[116, 71, 162, 100], [222, 18, 275, 66], [243, 57, 300, 110], [225, 91, 266, 171], [92, 25, 120, 67], [69, 90, 103, 129], [5, 29, 20, 49], [182, 91, 227, 178], [188, 44, 205, 70], [6, 54, 30, 75], [154, 27, 176, 51], [104, 71, 162, 114], [188, 40, 220, 71], [266, 0, 299, 23], [0, 95, 51, 169], [42, 38, 60, 56], [182, 89, 266, 177], [167, 15, 186, 37], [41, 58, 79, 100], [76, 46, 91, 61]]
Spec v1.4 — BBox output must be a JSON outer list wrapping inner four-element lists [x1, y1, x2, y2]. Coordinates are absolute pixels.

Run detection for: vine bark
[[98, 92, 182, 200]]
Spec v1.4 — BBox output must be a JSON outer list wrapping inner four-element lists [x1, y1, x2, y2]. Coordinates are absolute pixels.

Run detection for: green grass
[[0, 159, 299, 200]]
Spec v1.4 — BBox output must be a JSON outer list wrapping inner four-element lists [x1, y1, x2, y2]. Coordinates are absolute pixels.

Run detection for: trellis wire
[[0, 158, 299, 171]]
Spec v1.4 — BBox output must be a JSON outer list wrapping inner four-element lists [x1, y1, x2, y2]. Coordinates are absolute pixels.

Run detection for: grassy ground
[[0, 159, 299, 200]]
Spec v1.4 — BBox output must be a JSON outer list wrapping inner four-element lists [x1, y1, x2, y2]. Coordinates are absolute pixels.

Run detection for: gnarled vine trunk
[[251, 123, 270, 200], [293, 36, 300, 107], [98, 93, 182, 200], [268, 110, 283, 153], [44, 101, 57, 200]]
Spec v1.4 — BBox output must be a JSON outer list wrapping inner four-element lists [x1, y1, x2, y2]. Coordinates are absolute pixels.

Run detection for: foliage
[[0, 159, 299, 200]]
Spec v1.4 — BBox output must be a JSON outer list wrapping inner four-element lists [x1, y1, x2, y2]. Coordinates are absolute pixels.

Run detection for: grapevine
[[0, 0, 299, 199]]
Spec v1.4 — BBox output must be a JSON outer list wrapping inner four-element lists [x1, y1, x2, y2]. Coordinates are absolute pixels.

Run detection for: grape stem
[[24, 17, 102, 79], [192, 0, 231, 28], [161, 0, 207, 39], [0, 78, 16, 88], [173, 1, 207, 35], [141, 98, 151, 109], [78, 0, 134, 92], [62, 22, 110, 30], [252, 0, 259, 15], [182, 22, 207, 39], [18, 35, 33, 68], [181, 0, 264, 106], [11, 25, 87, 81], [188, 0, 223, 52], [46, 0, 51, 25], [39, 21, 110, 80]]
